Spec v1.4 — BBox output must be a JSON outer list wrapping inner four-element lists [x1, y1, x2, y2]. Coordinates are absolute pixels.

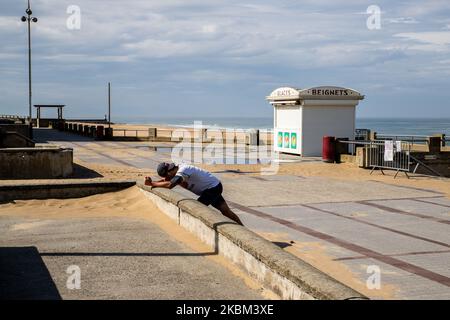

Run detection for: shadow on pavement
[[0, 247, 62, 300], [272, 241, 293, 249], [212, 221, 240, 254], [33, 128, 94, 143], [71, 163, 104, 179], [40, 252, 217, 257]]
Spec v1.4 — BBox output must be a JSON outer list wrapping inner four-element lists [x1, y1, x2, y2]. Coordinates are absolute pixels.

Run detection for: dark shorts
[[197, 183, 225, 209]]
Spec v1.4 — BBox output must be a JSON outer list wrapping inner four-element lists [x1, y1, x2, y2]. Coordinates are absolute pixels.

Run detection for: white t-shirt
[[175, 164, 220, 195]]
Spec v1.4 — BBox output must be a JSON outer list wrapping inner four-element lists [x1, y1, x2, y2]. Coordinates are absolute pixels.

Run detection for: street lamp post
[[108, 82, 111, 129], [103, 82, 113, 140], [21, 0, 38, 125]]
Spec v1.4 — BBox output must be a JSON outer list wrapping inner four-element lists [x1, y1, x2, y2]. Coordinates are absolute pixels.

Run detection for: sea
[[115, 116, 450, 137]]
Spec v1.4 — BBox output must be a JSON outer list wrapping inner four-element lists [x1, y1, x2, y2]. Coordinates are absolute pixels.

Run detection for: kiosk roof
[[266, 86, 364, 103]]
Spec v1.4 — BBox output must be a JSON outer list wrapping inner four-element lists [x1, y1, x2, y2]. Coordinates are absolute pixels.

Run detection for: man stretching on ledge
[[145, 162, 243, 226]]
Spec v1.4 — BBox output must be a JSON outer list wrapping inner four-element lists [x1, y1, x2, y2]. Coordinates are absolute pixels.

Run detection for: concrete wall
[[138, 184, 367, 300], [0, 131, 35, 148], [411, 152, 450, 177], [0, 124, 32, 138], [0, 147, 73, 179]]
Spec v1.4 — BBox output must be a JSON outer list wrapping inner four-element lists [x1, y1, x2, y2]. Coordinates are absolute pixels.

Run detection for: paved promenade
[[32, 128, 450, 299]]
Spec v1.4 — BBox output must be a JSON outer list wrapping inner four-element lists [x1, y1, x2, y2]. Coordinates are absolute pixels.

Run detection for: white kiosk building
[[267, 86, 364, 157]]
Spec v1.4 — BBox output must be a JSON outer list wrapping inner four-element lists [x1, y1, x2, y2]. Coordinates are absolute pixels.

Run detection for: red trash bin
[[322, 136, 336, 163]]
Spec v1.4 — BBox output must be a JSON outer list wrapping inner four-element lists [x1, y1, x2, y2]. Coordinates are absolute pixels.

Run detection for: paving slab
[[220, 176, 440, 207], [311, 201, 450, 245]]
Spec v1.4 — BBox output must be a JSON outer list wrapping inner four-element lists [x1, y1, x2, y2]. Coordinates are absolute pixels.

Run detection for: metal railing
[[0, 115, 25, 122], [113, 128, 148, 138], [355, 128, 371, 141], [336, 139, 370, 156], [337, 139, 413, 178], [1, 114, 24, 119], [366, 140, 412, 178], [375, 133, 429, 145], [356, 131, 449, 148]]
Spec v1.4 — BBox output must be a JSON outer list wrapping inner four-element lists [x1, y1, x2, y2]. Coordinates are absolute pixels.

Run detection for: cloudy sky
[[1, 0, 450, 120]]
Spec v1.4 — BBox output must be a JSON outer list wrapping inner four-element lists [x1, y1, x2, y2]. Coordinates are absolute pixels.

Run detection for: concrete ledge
[[0, 180, 136, 202], [0, 147, 73, 179], [138, 184, 367, 300]]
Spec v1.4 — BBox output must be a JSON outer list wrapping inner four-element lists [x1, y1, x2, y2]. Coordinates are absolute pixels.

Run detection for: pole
[[108, 82, 111, 128], [27, 0, 32, 124], [22, 0, 38, 134]]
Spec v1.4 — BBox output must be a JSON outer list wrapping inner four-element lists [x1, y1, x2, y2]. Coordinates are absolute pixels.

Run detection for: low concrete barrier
[[0, 147, 73, 179], [0, 130, 35, 148], [138, 184, 367, 300], [0, 124, 32, 139], [0, 180, 136, 202], [411, 152, 450, 177]]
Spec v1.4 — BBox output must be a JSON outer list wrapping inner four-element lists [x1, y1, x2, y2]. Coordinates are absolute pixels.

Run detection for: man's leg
[[198, 184, 244, 226], [215, 199, 243, 226]]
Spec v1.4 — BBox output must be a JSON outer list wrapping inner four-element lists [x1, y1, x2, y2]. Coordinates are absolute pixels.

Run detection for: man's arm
[[148, 180, 172, 188], [144, 177, 166, 186], [148, 175, 183, 189]]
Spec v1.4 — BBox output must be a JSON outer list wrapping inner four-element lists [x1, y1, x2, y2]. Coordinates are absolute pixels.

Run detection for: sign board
[[267, 86, 364, 103], [275, 129, 300, 154], [384, 141, 394, 162], [267, 87, 300, 102], [298, 86, 363, 99]]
